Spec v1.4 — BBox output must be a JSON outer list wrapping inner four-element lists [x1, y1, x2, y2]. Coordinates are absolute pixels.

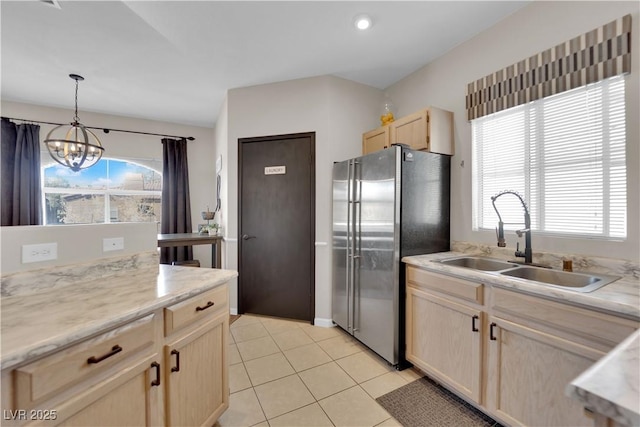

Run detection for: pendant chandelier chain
[[73, 78, 80, 123]]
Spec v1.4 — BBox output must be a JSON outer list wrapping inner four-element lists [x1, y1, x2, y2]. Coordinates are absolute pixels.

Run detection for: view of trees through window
[[43, 158, 162, 225]]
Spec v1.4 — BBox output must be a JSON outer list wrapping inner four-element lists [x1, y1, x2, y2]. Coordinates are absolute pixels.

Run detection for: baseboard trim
[[230, 307, 238, 315], [314, 317, 335, 328]]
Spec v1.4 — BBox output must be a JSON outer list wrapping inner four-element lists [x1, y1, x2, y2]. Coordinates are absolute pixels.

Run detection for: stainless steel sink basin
[[434, 256, 620, 293], [499, 267, 620, 293], [438, 256, 518, 272]]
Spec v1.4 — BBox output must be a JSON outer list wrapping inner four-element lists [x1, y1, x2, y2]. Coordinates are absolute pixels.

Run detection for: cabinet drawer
[[407, 266, 483, 305], [164, 286, 228, 336], [492, 288, 639, 351], [14, 314, 155, 409]]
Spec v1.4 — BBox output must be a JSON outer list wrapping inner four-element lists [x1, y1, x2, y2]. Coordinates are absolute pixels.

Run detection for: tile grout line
[[229, 315, 400, 426]]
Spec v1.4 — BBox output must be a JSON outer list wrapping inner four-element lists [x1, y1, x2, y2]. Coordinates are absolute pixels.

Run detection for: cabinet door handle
[[196, 301, 215, 312], [490, 322, 497, 341], [171, 350, 180, 372], [472, 315, 479, 332], [151, 362, 161, 386], [87, 345, 122, 364]]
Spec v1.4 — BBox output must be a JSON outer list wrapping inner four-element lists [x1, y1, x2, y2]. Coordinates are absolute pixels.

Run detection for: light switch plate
[[22, 243, 58, 264], [103, 237, 124, 252]]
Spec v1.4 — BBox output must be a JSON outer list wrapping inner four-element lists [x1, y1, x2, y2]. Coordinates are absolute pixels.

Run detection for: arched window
[[42, 158, 162, 225]]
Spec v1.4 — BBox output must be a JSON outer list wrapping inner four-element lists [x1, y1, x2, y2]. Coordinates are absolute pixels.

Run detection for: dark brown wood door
[[238, 132, 315, 321]]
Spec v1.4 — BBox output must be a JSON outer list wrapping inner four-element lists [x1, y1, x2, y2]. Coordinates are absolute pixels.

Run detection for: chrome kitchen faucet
[[491, 190, 533, 264]]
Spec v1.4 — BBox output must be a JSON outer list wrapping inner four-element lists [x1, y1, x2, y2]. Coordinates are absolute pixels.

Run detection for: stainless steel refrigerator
[[332, 146, 450, 367]]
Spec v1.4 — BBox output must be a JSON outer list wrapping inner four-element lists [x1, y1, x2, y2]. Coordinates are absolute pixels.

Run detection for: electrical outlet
[[103, 237, 124, 252], [22, 243, 58, 264]]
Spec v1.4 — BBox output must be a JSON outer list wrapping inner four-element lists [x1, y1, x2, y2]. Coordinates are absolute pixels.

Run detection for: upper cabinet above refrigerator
[[362, 106, 454, 156]]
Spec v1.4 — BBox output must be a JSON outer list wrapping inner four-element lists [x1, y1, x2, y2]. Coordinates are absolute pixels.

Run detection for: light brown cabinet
[[486, 287, 638, 427], [485, 316, 602, 427], [405, 265, 639, 427], [162, 285, 229, 427], [1, 285, 229, 427], [406, 267, 484, 403], [362, 126, 390, 154], [56, 354, 160, 427], [363, 107, 454, 156], [164, 313, 228, 427], [406, 286, 483, 402]]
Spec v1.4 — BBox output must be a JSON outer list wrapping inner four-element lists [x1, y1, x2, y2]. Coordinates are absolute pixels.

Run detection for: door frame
[[237, 132, 316, 322]]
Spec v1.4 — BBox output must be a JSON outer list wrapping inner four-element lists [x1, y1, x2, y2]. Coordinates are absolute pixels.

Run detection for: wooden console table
[[157, 233, 222, 268]]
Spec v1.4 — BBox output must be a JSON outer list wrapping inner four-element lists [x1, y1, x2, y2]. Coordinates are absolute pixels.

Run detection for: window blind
[[472, 75, 626, 239]]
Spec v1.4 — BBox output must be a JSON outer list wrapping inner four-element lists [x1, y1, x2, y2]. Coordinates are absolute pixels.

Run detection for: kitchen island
[[1, 256, 237, 426]]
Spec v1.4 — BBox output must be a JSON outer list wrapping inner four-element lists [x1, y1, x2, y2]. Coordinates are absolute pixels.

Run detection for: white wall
[[213, 97, 235, 310], [222, 75, 382, 322], [1, 101, 218, 266], [386, 1, 640, 262], [0, 222, 157, 274]]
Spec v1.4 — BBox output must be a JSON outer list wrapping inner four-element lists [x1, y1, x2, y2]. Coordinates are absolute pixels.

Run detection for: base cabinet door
[[50, 355, 160, 427], [164, 313, 228, 427], [406, 287, 482, 403], [486, 316, 604, 427]]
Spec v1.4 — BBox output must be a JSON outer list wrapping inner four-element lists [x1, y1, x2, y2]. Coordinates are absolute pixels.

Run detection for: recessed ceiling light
[[354, 14, 372, 31], [39, 0, 61, 9]]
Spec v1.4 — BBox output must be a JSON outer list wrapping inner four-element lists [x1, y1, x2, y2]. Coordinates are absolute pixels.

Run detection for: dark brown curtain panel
[[1, 118, 42, 226], [160, 137, 193, 264]]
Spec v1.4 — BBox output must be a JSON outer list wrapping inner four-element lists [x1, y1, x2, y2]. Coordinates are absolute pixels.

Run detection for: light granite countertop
[[0, 264, 238, 371], [403, 251, 640, 320], [567, 329, 640, 426]]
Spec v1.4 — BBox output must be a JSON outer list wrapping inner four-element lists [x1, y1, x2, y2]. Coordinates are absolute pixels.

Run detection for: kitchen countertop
[[567, 329, 640, 426], [403, 251, 640, 320], [0, 265, 238, 371]]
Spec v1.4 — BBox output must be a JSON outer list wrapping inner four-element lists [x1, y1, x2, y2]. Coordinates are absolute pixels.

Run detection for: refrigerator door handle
[[353, 254, 360, 332], [346, 159, 354, 332], [353, 160, 362, 334]]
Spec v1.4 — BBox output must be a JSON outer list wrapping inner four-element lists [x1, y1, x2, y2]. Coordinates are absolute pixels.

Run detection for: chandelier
[[44, 74, 104, 171]]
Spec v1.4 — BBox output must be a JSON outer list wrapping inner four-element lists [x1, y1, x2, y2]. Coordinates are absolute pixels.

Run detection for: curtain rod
[[1, 116, 195, 141]]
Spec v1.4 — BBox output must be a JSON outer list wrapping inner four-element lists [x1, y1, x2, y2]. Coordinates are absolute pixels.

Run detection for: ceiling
[[1, 1, 530, 128]]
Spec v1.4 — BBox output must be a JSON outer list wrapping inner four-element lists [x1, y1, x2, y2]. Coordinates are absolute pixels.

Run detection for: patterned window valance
[[466, 14, 631, 121]]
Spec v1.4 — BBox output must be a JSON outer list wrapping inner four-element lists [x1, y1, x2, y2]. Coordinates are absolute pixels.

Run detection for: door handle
[[472, 315, 479, 332], [171, 350, 180, 372], [242, 234, 256, 240], [490, 322, 497, 341], [150, 362, 161, 387]]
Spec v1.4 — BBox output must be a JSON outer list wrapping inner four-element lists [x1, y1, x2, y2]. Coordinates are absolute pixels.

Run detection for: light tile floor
[[217, 314, 423, 427]]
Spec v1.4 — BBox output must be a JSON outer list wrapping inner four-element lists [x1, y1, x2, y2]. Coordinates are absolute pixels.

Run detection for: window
[[472, 75, 626, 239], [43, 158, 162, 225]]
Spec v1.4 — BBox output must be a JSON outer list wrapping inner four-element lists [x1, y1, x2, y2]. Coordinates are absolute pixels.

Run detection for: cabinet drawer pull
[[171, 350, 180, 372], [490, 322, 497, 341], [472, 315, 479, 332], [151, 362, 161, 387], [87, 345, 122, 364], [196, 301, 215, 312]]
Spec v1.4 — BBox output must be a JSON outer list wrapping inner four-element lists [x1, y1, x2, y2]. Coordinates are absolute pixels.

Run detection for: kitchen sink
[[434, 256, 620, 293], [499, 267, 620, 293], [438, 256, 518, 271]]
